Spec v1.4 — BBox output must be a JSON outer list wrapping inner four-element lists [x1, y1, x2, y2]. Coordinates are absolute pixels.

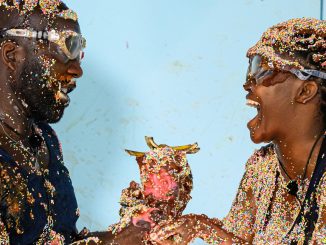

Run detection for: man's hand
[[76, 224, 150, 245], [148, 215, 245, 245], [107, 224, 150, 245]]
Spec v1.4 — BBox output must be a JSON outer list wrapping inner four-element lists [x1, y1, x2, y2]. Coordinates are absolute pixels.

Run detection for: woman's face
[[243, 70, 304, 144]]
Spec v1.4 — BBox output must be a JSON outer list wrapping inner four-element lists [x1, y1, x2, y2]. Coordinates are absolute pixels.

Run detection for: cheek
[[37, 56, 60, 88]]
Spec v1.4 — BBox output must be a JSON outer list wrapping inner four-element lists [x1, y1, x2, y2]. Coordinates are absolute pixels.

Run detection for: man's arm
[[71, 224, 149, 245]]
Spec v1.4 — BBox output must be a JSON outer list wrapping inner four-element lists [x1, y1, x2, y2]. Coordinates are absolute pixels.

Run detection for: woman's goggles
[[247, 55, 326, 85], [2, 28, 86, 61]]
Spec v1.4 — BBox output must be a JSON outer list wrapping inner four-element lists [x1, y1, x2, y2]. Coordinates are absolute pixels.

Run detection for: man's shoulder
[[0, 150, 27, 196], [0, 147, 17, 171], [36, 122, 63, 158], [36, 122, 58, 138]]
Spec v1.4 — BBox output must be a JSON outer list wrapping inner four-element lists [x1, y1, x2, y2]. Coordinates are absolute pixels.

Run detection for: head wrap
[[247, 18, 326, 71]]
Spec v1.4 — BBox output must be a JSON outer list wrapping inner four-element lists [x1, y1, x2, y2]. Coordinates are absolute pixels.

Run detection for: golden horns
[[125, 136, 200, 157]]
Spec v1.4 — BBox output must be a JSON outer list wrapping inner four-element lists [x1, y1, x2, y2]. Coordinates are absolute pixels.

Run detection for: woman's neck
[[273, 126, 324, 179]]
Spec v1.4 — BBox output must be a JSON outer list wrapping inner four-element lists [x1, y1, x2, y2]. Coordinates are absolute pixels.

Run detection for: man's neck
[[0, 87, 33, 140]]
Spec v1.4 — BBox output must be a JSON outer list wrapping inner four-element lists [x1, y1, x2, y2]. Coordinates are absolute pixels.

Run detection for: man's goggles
[[1, 28, 86, 61], [247, 55, 326, 85]]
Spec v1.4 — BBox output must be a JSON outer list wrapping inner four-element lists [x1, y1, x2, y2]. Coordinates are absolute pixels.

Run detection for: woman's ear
[[1, 41, 25, 71], [295, 80, 319, 104]]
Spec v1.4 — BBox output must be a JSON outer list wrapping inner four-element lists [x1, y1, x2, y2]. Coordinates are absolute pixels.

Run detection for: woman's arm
[[150, 214, 250, 245], [149, 150, 263, 245], [149, 214, 250, 245]]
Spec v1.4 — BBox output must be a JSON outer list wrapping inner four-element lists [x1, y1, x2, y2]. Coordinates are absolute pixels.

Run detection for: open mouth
[[55, 78, 76, 106], [246, 98, 262, 130], [246, 99, 260, 109]]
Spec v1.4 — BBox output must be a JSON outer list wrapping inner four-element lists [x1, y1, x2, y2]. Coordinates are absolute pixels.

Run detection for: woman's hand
[[149, 214, 208, 245]]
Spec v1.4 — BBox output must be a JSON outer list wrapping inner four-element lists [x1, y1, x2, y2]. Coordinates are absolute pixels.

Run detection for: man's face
[[16, 14, 83, 123]]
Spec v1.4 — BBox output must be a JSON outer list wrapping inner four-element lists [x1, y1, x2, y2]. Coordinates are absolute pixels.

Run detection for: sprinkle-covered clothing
[[222, 144, 326, 244], [0, 123, 79, 244]]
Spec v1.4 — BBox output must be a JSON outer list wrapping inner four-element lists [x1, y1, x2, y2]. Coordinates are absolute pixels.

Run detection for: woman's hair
[[248, 18, 326, 126]]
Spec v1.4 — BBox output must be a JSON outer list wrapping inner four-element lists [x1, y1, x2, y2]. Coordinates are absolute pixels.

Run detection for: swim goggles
[[0, 28, 86, 61], [246, 55, 326, 85]]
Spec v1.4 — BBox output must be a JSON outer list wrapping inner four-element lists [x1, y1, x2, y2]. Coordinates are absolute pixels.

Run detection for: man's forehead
[[28, 10, 81, 33]]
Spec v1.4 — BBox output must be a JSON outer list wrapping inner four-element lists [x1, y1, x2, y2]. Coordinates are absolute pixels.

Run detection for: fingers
[[129, 181, 139, 189], [150, 233, 193, 245], [150, 219, 190, 242], [150, 222, 182, 241], [152, 240, 175, 245]]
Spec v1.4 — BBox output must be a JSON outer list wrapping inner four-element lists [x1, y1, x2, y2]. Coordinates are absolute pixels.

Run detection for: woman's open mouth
[[246, 98, 262, 131]]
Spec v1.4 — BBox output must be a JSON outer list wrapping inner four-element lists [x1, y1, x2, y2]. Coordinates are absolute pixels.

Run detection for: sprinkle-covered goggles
[[246, 55, 326, 85], [1, 28, 86, 61]]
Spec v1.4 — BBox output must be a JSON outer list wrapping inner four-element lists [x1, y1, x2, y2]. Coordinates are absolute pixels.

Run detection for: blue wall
[[56, 1, 321, 243]]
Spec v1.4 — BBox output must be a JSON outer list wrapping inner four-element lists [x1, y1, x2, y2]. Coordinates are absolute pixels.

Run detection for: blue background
[[56, 1, 322, 244]]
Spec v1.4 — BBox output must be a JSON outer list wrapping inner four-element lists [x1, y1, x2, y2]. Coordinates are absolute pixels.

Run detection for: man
[[0, 1, 146, 244]]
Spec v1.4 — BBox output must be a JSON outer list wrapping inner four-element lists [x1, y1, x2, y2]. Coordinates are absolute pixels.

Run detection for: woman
[[149, 18, 326, 244]]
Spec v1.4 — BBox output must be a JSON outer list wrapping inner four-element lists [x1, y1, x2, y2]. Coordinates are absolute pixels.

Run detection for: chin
[[32, 105, 66, 123], [249, 128, 271, 144]]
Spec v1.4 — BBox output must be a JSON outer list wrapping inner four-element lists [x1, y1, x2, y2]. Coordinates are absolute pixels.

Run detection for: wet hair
[[0, 0, 69, 14], [0, 0, 71, 32], [247, 18, 326, 126], [0, 0, 75, 58]]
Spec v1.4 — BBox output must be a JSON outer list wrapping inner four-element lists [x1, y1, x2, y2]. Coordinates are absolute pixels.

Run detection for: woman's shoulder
[[316, 171, 326, 204], [240, 144, 278, 196], [245, 143, 277, 171]]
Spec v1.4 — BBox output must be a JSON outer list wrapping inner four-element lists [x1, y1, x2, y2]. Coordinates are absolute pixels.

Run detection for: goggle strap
[[5, 29, 50, 40], [290, 69, 311, 80], [290, 69, 326, 80], [302, 69, 326, 80]]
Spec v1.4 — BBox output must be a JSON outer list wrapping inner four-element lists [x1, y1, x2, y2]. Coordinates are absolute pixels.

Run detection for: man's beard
[[18, 57, 66, 123]]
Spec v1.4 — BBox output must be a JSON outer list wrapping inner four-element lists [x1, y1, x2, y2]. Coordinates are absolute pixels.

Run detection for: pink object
[[143, 168, 178, 201], [132, 208, 158, 228]]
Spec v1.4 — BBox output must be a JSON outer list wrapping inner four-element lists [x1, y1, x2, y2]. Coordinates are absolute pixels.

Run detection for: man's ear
[[1, 41, 25, 71], [295, 80, 319, 104]]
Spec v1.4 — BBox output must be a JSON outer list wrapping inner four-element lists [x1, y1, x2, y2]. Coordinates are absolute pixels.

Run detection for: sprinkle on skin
[[247, 18, 326, 71], [0, 0, 78, 21], [0, 1, 83, 243], [109, 143, 196, 244], [222, 145, 326, 244]]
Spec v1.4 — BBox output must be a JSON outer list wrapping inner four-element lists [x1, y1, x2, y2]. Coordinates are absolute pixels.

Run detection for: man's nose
[[67, 61, 83, 78]]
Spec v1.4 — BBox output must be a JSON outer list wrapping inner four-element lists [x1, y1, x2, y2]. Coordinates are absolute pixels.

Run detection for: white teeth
[[246, 99, 260, 108]]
